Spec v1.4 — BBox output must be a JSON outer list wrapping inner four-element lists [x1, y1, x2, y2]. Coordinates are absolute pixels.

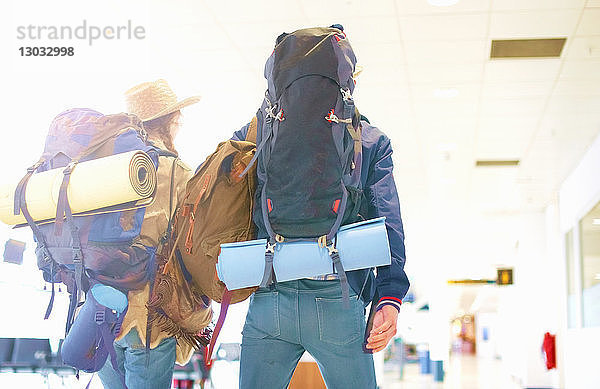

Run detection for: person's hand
[[230, 161, 246, 183], [366, 305, 398, 352]]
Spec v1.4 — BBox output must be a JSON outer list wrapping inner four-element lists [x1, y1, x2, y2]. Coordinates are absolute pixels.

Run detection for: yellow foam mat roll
[[0, 150, 156, 225]]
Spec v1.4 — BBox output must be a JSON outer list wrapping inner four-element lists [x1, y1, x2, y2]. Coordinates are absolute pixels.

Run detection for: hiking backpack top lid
[[265, 26, 357, 99], [256, 26, 363, 240], [40, 108, 149, 168]]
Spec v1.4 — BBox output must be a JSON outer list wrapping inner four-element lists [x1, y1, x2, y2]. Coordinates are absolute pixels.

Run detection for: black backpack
[[243, 26, 363, 302]]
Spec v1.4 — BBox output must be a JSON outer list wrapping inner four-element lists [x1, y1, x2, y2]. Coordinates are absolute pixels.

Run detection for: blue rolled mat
[[217, 217, 391, 290], [217, 239, 268, 289]]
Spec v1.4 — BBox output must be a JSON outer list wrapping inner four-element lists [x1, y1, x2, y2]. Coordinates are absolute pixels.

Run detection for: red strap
[[205, 288, 233, 366]]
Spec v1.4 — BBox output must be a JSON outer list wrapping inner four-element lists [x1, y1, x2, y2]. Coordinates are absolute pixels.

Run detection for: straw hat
[[125, 79, 200, 122]]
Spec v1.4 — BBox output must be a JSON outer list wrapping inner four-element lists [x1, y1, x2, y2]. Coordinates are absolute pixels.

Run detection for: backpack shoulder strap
[[245, 116, 258, 144]]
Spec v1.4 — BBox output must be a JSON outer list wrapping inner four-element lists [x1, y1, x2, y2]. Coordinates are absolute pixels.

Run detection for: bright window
[[565, 229, 578, 328], [580, 201, 600, 328]]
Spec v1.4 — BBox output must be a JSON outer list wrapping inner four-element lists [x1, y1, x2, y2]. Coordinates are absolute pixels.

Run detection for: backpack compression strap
[[54, 162, 86, 309], [13, 159, 61, 320], [96, 308, 127, 388]]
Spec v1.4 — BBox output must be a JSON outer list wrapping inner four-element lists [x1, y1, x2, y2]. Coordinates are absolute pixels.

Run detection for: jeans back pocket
[[242, 291, 281, 339], [316, 295, 362, 346]]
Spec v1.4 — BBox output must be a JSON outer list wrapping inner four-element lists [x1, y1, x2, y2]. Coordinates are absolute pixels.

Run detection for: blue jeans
[[97, 328, 176, 389], [239, 279, 376, 389]]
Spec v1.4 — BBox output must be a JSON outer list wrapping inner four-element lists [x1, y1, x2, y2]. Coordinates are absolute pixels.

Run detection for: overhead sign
[[497, 268, 514, 285]]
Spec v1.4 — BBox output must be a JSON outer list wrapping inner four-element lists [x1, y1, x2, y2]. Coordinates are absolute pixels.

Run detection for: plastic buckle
[[63, 161, 77, 175], [72, 249, 83, 262], [340, 88, 353, 102], [27, 161, 42, 173], [266, 242, 277, 254], [318, 235, 327, 248], [138, 128, 148, 142], [326, 241, 338, 256]]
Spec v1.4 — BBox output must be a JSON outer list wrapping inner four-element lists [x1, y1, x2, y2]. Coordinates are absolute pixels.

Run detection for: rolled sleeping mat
[[0, 150, 156, 225], [216, 217, 391, 290], [217, 239, 269, 290]]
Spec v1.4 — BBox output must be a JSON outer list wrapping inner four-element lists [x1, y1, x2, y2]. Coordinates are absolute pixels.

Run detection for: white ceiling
[[4, 0, 600, 311]]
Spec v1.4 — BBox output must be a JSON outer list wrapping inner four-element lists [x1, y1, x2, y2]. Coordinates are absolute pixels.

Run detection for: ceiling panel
[[354, 88, 410, 116], [475, 139, 526, 160], [485, 59, 562, 82], [480, 97, 546, 117], [352, 42, 405, 66], [356, 63, 405, 87], [205, 0, 305, 22], [414, 101, 479, 122], [402, 40, 488, 64], [216, 20, 309, 49], [410, 83, 481, 100], [563, 36, 600, 59], [482, 81, 554, 98], [148, 0, 209, 25], [492, 0, 585, 11], [398, 14, 489, 42], [478, 116, 539, 141], [553, 79, 600, 95], [540, 112, 600, 131], [395, 0, 489, 15], [489, 9, 579, 38], [330, 17, 402, 43], [546, 95, 600, 113], [353, 94, 411, 124], [407, 62, 483, 84], [300, 0, 397, 19], [576, 8, 600, 35], [560, 59, 600, 80]]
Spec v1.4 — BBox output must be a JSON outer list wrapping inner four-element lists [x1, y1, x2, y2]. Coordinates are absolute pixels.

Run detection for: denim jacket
[[232, 119, 409, 310]]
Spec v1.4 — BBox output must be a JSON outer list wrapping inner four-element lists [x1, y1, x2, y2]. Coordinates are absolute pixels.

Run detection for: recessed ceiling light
[[434, 88, 459, 99], [428, 0, 460, 6], [592, 218, 600, 225]]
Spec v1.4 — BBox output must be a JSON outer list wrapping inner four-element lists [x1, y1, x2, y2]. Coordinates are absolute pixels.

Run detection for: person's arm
[[363, 132, 410, 352], [231, 123, 250, 141]]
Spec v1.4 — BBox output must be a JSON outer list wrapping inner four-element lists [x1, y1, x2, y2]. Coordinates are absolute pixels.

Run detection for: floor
[[0, 354, 524, 388], [384, 355, 522, 389]]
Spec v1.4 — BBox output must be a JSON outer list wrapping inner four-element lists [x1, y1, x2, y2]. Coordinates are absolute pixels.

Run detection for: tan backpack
[[174, 118, 258, 304], [147, 118, 258, 354]]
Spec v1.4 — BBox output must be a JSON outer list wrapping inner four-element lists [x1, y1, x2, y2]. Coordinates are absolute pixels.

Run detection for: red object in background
[[173, 379, 194, 389], [542, 332, 556, 370]]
